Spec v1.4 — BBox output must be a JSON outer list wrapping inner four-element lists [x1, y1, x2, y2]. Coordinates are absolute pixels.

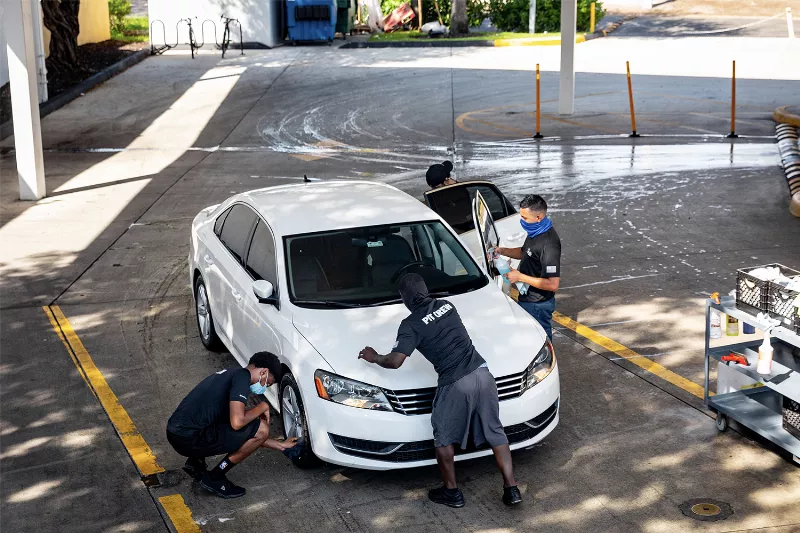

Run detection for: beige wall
[[43, 0, 111, 58]]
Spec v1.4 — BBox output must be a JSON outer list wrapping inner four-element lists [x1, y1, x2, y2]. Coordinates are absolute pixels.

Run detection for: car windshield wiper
[[292, 300, 366, 308]]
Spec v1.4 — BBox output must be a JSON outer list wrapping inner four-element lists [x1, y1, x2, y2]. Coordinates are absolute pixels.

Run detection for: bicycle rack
[[201, 19, 220, 48], [149, 19, 178, 55]]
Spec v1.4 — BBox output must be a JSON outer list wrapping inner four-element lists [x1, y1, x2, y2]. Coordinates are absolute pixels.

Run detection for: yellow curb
[[494, 34, 586, 47], [774, 105, 800, 127]]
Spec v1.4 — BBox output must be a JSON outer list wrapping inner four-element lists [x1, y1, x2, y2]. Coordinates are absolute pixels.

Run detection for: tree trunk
[[449, 0, 468, 35], [42, 0, 81, 74]]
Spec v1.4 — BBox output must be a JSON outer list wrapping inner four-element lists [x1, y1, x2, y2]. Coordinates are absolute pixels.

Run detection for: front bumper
[[304, 363, 560, 470]]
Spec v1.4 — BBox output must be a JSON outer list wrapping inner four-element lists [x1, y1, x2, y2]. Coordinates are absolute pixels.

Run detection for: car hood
[[291, 284, 547, 390]]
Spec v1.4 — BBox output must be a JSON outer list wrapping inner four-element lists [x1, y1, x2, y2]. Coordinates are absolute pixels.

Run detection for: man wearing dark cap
[[166, 351, 297, 499], [426, 160, 456, 189], [358, 274, 522, 508]]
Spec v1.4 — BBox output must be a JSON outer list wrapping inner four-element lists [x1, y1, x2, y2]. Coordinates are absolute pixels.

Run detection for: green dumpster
[[336, 0, 354, 36]]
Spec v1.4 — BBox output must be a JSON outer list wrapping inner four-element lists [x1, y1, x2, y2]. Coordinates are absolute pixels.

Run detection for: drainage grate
[[679, 499, 734, 522]]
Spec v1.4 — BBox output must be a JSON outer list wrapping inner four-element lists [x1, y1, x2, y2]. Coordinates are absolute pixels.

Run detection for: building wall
[[149, 0, 284, 49]]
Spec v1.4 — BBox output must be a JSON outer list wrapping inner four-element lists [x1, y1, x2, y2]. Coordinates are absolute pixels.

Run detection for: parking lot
[[2, 36, 800, 533]]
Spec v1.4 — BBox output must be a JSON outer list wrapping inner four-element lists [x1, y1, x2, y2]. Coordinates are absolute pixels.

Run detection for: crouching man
[[358, 274, 522, 508], [166, 351, 297, 499]]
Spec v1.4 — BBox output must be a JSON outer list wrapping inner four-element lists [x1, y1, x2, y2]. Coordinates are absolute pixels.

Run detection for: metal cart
[[705, 296, 800, 463]]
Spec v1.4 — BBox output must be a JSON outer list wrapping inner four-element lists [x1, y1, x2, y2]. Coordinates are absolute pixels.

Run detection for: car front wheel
[[280, 373, 321, 468], [195, 277, 224, 352]]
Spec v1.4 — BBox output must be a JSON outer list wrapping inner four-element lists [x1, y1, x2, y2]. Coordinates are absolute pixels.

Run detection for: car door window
[[218, 204, 257, 263], [425, 183, 514, 234], [245, 220, 278, 287]]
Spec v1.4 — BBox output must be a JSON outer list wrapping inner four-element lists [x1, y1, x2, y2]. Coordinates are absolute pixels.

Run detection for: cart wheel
[[715, 414, 728, 432]]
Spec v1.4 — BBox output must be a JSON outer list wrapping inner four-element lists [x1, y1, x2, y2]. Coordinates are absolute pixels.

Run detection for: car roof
[[237, 180, 441, 236]]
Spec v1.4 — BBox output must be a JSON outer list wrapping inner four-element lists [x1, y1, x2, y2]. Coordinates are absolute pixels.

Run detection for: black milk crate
[[783, 396, 800, 441], [768, 276, 800, 327], [737, 264, 800, 315]]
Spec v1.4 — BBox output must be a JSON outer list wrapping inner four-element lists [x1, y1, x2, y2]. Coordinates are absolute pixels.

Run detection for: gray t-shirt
[[393, 299, 486, 387]]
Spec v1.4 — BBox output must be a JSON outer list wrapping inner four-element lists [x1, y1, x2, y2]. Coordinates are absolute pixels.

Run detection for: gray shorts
[[431, 366, 508, 449]]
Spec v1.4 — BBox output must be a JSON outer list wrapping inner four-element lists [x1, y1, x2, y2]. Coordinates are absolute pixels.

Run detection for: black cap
[[425, 160, 454, 188]]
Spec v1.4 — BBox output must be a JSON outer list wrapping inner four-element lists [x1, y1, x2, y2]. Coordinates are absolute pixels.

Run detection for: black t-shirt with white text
[[167, 367, 251, 438], [518, 227, 562, 303], [394, 299, 486, 386]]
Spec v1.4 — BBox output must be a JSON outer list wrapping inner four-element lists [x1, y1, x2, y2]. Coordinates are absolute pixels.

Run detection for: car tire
[[194, 277, 224, 352], [279, 373, 321, 469]]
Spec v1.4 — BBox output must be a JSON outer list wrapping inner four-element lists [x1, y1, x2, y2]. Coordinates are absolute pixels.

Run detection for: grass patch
[[111, 16, 149, 43], [369, 30, 561, 42]]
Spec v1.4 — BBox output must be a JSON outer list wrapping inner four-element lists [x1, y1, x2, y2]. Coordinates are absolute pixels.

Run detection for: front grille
[[329, 399, 558, 463], [383, 369, 527, 415]]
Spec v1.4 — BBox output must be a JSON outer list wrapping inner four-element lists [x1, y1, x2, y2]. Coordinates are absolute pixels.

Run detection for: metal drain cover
[[679, 499, 733, 522]]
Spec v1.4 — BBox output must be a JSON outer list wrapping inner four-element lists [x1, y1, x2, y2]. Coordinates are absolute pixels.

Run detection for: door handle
[[231, 289, 242, 300], [203, 254, 214, 265]]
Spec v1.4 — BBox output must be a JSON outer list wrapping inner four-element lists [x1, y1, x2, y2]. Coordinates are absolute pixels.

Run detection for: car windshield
[[284, 221, 488, 307]]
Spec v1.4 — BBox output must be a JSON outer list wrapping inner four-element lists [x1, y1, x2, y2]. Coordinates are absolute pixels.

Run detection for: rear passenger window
[[245, 221, 278, 287], [218, 205, 257, 263]]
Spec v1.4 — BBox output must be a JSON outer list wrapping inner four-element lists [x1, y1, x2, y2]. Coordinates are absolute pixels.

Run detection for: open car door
[[471, 190, 500, 279], [423, 181, 523, 262]]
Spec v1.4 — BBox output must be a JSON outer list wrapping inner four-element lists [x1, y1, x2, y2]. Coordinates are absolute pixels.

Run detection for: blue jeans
[[518, 297, 556, 340]]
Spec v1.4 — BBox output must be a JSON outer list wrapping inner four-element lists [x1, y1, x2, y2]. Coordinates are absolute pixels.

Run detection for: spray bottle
[[493, 255, 528, 295], [757, 327, 775, 375], [710, 312, 722, 339]]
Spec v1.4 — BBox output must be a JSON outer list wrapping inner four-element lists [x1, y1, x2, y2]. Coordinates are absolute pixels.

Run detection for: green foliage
[[487, 0, 604, 33], [108, 0, 132, 33], [110, 16, 149, 43], [420, 0, 487, 28]]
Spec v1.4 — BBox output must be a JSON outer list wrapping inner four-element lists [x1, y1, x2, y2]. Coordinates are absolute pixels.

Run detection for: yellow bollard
[[626, 61, 639, 137], [727, 61, 738, 138], [534, 63, 543, 139], [590, 2, 596, 33]]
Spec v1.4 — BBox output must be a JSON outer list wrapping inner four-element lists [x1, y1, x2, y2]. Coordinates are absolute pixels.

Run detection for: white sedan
[[189, 180, 559, 470]]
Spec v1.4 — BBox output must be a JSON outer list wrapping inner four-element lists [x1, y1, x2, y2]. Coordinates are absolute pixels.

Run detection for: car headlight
[[523, 340, 555, 391], [314, 370, 392, 411]]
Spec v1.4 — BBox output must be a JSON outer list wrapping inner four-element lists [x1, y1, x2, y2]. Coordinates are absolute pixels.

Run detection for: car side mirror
[[253, 280, 279, 306]]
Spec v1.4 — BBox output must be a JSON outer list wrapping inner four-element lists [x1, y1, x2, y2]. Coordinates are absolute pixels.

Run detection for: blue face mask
[[520, 216, 552, 238], [250, 375, 268, 395]]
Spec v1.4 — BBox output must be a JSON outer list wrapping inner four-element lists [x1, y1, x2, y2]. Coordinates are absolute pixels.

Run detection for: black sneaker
[[200, 472, 246, 499], [503, 485, 523, 506], [182, 458, 206, 481], [428, 486, 465, 508]]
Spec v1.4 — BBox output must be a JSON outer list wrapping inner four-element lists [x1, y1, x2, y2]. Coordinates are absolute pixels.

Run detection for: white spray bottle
[[757, 328, 774, 375]]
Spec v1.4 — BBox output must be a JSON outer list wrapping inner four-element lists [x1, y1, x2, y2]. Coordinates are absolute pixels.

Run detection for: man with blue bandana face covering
[[358, 274, 523, 508], [495, 194, 561, 339], [167, 351, 298, 498]]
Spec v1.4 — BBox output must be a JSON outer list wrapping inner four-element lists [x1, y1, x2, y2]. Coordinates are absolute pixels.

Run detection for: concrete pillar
[[528, 0, 536, 34], [558, 0, 577, 115], [3, 0, 46, 200]]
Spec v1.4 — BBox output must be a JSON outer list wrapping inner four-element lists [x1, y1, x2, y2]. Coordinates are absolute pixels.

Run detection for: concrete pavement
[[2, 36, 800, 532]]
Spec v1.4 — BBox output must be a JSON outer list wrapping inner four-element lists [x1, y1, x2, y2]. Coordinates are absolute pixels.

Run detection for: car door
[[423, 181, 524, 261], [472, 190, 501, 278], [210, 204, 258, 355], [239, 218, 283, 407]]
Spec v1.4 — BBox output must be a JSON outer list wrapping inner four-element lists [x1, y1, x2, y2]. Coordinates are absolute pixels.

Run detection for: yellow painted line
[[159, 495, 201, 533], [494, 34, 586, 47], [540, 114, 624, 135], [44, 305, 164, 477], [553, 311, 707, 400]]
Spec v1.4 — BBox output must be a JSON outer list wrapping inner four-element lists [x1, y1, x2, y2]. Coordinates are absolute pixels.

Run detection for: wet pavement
[[2, 38, 800, 532]]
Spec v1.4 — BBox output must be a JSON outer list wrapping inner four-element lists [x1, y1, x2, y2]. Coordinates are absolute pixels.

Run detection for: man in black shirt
[[358, 274, 522, 508], [166, 352, 297, 499], [496, 194, 561, 339]]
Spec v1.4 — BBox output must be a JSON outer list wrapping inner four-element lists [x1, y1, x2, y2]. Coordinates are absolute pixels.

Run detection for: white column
[[558, 0, 577, 115], [3, 0, 46, 200], [528, 0, 536, 34]]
